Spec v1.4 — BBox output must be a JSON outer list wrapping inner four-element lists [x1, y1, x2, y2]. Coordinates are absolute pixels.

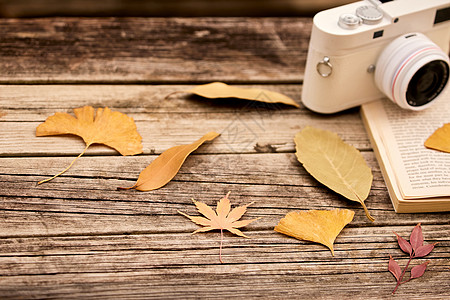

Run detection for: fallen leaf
[[274, 209, 355, 256], [424, 123, 450, 153], [410, 223, 424, 251], [410, 261, 430, 279], [388, 255, 402, 281], [414, 243, 438, 258], [178, 192, 260, 263], [394, 232, 412, 256], [294, 126, 374, 222], [389, 223, 437, 294], [166, 82, 300, 108], [118, 132, 219, 191], [36, 106, 143, 184]]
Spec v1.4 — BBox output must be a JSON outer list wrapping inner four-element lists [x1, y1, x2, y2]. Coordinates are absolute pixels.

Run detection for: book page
[[364, 94, 450, 199]]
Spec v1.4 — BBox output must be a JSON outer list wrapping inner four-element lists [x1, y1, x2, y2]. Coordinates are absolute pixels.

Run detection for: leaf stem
[[164, 91, 186, 100], [359, 200, 375, 222], [37, 144, 90, 185], [392, 255, 413, 294], [219, 228, 224, 264]]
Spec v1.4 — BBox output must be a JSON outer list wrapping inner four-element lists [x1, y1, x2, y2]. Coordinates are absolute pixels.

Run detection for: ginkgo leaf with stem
[[36, 106, 143, 184], [178, 192, 260, 263]]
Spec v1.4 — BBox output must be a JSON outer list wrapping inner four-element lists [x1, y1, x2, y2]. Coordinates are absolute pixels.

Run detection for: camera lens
[[406, 60, 449, 107], [375, 33, 450, 110]]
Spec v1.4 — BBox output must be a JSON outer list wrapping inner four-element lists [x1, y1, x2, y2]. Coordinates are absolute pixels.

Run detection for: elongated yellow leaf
[[424, 123, 450, 153], [294, 126, 374, 222], [274, 209, 354, 256], [119, 132, 220, 191], [167, 82, 299, 108]]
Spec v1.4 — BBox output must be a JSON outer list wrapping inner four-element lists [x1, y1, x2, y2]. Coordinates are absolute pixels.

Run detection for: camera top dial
[[356, 5, 384, 25]]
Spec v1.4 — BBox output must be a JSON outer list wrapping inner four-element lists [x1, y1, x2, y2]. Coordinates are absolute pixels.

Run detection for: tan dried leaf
[[424, 123, 450, 153], [294, 126, 374, 221], [274, 209, 355, 256], [178, 192, 260, 263], [36, 106, 142, 184], [167, 82, 300, 108], [119, 132, 219, 191]]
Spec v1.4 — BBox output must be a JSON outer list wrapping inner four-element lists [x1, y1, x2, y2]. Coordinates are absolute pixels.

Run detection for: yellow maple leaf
[[178, 192, 260, 263], [274, 209, 355, 256], [424, 123, 450, 153], [36, 106, 143, 184]]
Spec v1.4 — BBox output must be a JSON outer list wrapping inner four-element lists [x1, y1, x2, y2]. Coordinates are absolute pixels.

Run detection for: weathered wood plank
[[0, 18, 311, 83], [0, 0, 353, 18], [1, 155, 449, 237], [0, 84, 370, 156], [0, 271, 448, 299], [0, 228, 447, 298], [0, 231, 447, 276]]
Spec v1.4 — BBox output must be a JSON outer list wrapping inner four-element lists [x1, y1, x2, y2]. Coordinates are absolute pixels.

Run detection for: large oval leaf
[[294, 126, 374, 221]]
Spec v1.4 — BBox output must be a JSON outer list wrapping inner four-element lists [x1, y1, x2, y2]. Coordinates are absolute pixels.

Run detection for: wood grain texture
[[0, 0, 353, 17], [0, 18, 310, 84], [0, 17, 449, 299], [0, 84, 369, 157]]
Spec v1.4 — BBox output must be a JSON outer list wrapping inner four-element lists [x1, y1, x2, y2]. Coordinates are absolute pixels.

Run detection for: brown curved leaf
[[119, 132, 219, 191], [167, 82, 300, 108], [294, 126, 374, 221], [36, 106, 143, 184], [274, 209, 355, 256]]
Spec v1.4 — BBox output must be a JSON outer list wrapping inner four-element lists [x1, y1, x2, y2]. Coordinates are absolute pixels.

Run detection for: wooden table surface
[[0, 17, 449, 299]]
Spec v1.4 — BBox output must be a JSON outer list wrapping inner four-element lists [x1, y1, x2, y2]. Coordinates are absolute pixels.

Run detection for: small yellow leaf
[[119, 132, 220, 191], [36, 106, 143, 184], [424, 123, 450, 153], [274, 209, 355, 256], [178, 192, 260, 263], [294, 126, 374, 222], [168, 82, 299, 108]]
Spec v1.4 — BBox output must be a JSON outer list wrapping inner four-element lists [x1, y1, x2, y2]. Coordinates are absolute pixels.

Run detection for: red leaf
[[414, 243, 438, 258], [410, 223, 424, 251], [410, 261, 430, 279], [388, 255, 402, 281], [394, 232, 412, 255]]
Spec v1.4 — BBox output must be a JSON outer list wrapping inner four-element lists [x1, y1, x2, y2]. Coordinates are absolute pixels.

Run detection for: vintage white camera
[[302, 0, 450, 113]]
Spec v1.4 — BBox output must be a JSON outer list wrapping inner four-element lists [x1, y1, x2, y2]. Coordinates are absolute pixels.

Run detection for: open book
[[361, 94, 450, 213]]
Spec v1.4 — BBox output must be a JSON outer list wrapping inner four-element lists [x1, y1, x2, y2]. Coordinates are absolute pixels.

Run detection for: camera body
[[302, 0, 450, 113]]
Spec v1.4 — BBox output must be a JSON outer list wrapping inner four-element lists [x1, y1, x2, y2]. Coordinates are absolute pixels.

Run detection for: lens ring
[[406, 60, 449, 107], [375, 33, 450, 110]]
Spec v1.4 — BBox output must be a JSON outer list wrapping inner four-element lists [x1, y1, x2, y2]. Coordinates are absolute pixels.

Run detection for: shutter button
[[338, 13, 362, 30]]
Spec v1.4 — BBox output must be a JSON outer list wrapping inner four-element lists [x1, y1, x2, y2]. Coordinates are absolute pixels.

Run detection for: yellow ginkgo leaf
[[424, 123, 450, 153], [295, 126, 374, 222], [274, 209, 355, 256], [167, 82, 300, 108], [36, 106, 143, 184]]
